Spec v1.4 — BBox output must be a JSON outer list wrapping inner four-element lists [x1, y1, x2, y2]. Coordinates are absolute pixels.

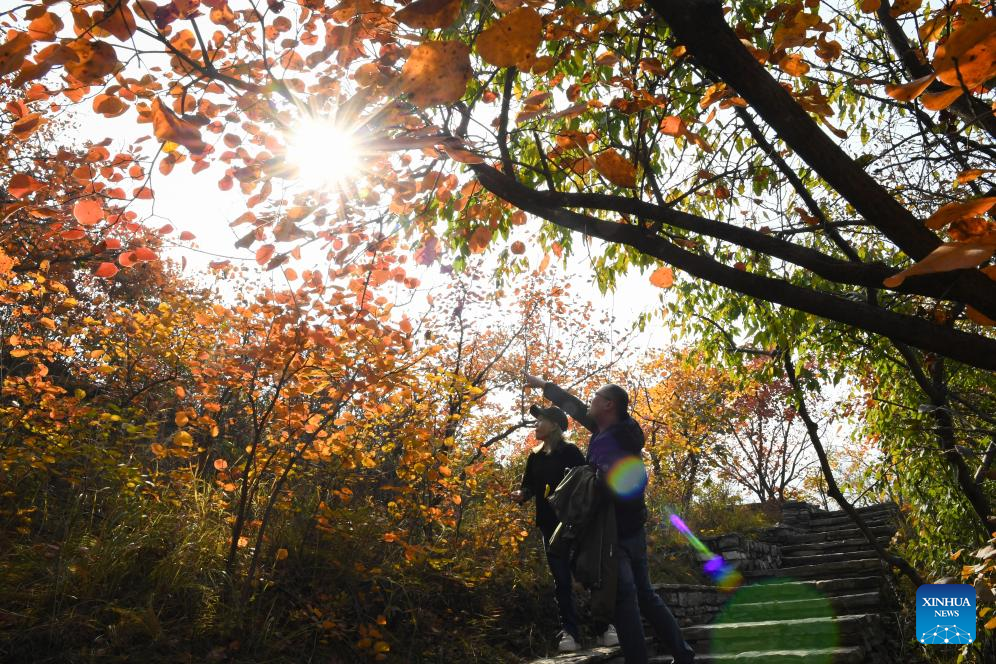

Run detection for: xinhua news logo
[[916, 584, 976, 645]]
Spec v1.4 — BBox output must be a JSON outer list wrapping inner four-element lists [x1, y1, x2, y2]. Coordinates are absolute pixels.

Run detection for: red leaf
[[94, 262, 119, 278], [179, 231, 196, 240], [133, 246, 157, 262], [73, 199, 104, 226], [60, 228, 87, 241]]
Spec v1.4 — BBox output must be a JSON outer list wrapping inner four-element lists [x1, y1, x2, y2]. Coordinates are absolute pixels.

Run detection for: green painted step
[[684, 613, 879, 653], [648, 646, 865, 663]]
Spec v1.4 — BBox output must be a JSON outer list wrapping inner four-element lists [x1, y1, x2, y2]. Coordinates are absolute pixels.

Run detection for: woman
[[513, 404, 611, 652]]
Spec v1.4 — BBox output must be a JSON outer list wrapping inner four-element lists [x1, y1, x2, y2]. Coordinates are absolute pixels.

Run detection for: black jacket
[[547, 464, 618, 624], [518, 440, 586, 535]]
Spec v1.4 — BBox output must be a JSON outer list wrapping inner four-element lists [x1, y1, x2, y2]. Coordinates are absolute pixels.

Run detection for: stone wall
[[655, 584, 730, 627], [698, 532, 781, 573]]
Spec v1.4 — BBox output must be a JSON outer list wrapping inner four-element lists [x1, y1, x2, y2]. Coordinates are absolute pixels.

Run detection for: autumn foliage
[[4, 0, 996, 660]]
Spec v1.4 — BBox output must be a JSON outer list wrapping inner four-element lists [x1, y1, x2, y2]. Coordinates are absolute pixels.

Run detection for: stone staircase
[[528, 501, 903, 664]]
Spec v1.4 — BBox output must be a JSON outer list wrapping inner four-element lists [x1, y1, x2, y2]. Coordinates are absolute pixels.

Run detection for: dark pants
[[541, 526, 580, 640], [615, 527, 695, 664]]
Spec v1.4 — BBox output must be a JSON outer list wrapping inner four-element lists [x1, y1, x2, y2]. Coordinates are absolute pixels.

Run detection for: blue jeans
[[615, 527, 695, 664], [542, 526, 580, 640]]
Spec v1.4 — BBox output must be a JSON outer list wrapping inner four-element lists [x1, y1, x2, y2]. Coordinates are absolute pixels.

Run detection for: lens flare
[[667, 512, 743, 590], [607, 456, 648, 499]]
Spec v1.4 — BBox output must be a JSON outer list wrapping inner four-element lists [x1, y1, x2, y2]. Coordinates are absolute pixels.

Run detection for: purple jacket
[[543, 382, 648, 537]]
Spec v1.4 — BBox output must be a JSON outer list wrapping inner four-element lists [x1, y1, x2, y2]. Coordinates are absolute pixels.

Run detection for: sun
[[285, 117, 361, 189]]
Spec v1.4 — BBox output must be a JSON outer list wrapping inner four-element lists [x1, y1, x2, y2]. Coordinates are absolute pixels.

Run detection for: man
[[524, 373, 695, 664], [511, 404, 587, 652]]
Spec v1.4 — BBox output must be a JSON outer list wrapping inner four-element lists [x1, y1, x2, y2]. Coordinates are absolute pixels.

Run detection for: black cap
[[529, 404, 569, 431]]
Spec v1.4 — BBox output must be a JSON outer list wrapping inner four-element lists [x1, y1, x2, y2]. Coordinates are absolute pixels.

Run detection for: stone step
[[654, 576, 885, 602], [722, 591, 884, 621], [743, 558, 884, 581], [684, 613, 879, 653], [782, 524, 895, 544], [781, 551, 885, 567], [804, 503, 898, 519], [739, 576, 886, 597], [648, 646, 866, 663], [781, 538, 887, 556], [807, 513, 895, 530]]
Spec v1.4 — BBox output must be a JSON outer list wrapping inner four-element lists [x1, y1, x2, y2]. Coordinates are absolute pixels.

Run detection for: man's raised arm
[[524, 373, 597, 433]]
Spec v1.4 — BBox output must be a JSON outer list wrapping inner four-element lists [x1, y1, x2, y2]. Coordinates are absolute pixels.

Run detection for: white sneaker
[[558, 631, 581, 652], [598, 624, 619, 647]]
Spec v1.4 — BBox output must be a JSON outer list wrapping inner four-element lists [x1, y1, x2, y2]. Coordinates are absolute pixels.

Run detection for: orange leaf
[[275, 548, 289, 561], [660, 115, 688, 137], [394, 0, 461, 30], [151, 443, 167, 458], [151, 98, 207, 153], [885, 72, 936, 102], [214, 458, 228, 471], [859, 0, 881, 11], [986, 615, 996, 630], [925, 197, 996, 230], [93, 94, 128, 118], [779, 54, 810, 77], [511, 240, 526, 254], [92, 4, 137, 41], [118, 251, 136, 267], [27, 12, 63, 41], [956, 169, 987, 185], [0, 32, 33, 77], [468, 226, 492, 254], [883, 241, 996, 287], [8, 174, 44, 198], [932, 17, 996, 89], [73, 199, 104, 226], [94, 262, 119, 278], [593, 149, 637, 188], [649, 267, 674, 288], [11, 114, 43, 140], [920, 86, 964, 111], [889, 0, 921, 17], [475, 8, 542, 69], [400, 40, 472, 109], [65, 39, 119, 84], [437, 138, 485, 164], [255, 244, 276, 265]]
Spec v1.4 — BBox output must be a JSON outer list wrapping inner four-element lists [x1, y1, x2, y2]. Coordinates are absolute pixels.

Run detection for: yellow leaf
[[475, 8, 542, 69], [400, 40, 472, 108], [393, 0, 461, 30], [986, 615, 996, 630], [932, 17, 996, 89]]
